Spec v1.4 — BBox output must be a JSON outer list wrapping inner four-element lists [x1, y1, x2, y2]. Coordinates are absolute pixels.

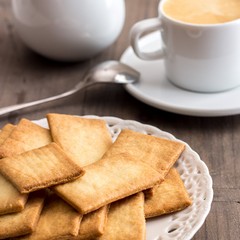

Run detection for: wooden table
[[0, 1, 239, 239]]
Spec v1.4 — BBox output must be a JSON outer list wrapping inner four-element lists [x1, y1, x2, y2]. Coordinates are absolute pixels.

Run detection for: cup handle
[[130, 18, 164, 60]]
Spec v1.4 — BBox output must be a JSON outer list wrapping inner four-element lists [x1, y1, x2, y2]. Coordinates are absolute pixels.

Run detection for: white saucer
[[120, 32, 240, 117]]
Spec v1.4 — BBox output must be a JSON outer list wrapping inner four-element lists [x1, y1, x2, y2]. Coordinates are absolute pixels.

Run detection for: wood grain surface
[[0, 0, 239, 239]]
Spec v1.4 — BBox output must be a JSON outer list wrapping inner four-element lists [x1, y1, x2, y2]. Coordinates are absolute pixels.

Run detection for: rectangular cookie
[[99, 192, 145, 240], [75, 206, 109, 240], [0, 191, 45, 239], [0, 174, 28, 215], [18, 193, 82, 240], [0, 123, 27, 215], [0, 118, 52, 158], [0, 143, 84, 193], [104, 129, 185, 178], [144, 168, 192, 218], [0, 123, 15, 147], [54, 153, 161, 214], [47, 113, 112, 167]]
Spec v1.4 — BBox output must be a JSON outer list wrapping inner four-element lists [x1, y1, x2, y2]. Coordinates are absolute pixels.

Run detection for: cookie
[[0, 143, 84, 193], [0, 124, 15, 147], [0, 191, 45, 239], [47, 114, 112, 167], [99, 192, 145, 240], [54, 153, 161, 214], [18, 194, 82, 240], [144, 168, 192, 218], [0, 119, 52, 158], [76, 206, 109, 239], [0, 174, 28, 215], [105, 129, 185, 177]]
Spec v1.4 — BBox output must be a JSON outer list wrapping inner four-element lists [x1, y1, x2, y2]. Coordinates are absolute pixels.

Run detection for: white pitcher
[[12, 0, 125, 61]]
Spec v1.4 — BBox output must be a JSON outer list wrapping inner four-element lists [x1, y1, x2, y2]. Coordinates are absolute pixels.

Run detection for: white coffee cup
[[130, 0, 240, 92], [12, 0, 125, 61]]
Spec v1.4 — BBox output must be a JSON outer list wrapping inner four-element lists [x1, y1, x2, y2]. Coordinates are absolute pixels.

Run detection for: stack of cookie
[[0, 114, 192, 239]]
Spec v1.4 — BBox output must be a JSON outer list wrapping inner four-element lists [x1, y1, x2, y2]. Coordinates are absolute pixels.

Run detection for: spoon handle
[[0, 88, 77, 117]]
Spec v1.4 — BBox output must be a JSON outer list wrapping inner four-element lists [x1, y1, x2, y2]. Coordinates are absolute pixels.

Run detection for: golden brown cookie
[[18, 194, 82, 240], [54, 153, 161, 214], [75, 206, 109, 240], [144, 168, 192, 218], [0, 174, 28, 215], [0, 119, 52, 158], [0, 123, 15, 147], [0, 143, 84, 193], [99, 192, 145, 240], [0, 191, 45, 239], [0, 123, 28, 215], [47, 114, 112, 167], [104, 129, 185, 178]]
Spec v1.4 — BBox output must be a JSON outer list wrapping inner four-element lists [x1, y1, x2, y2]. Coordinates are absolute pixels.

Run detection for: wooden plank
[[193, 202, 240, 240]]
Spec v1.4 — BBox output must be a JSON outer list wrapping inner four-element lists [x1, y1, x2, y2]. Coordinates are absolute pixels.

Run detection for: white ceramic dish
[[34, 115, 213, 240], [121, 32, 240, 117]]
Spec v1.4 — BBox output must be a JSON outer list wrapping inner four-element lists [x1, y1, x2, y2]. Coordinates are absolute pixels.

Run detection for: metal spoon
[[0, 61, 139, 117]]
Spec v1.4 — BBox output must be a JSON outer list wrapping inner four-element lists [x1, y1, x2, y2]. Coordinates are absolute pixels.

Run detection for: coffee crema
[[163, 0, 240, 24]]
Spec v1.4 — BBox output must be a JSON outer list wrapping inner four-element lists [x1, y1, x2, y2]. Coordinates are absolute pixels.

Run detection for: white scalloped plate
[[33, 116, 213, 240]]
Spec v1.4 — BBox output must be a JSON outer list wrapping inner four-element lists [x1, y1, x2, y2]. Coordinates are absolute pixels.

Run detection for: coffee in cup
[[163, 0, 240, 24], [130, 0, 240, 92]]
